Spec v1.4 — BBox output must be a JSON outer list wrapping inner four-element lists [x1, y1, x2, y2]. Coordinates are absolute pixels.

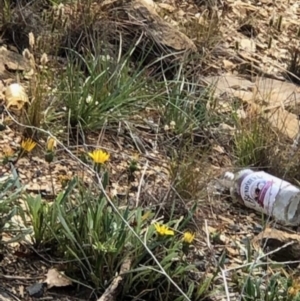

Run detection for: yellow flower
[[131, 153, 140, 162], [21, 138, 36, 152], [154, 223, 174, 236], [88, 149, 110, 164], [288, 278, 300, 297], [183, 231, 195, 244], [47, 137, 57, 152]]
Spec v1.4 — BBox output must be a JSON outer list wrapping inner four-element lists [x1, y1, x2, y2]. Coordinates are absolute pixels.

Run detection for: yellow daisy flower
[[88, 149, 110, 164], [21, 138, 36, 152], [154, 223, 174, 236], [183, 231, 195, 244]]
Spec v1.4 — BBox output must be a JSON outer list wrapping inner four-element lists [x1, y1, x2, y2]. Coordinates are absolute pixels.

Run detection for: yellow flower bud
[[47, 137, 57, 152]]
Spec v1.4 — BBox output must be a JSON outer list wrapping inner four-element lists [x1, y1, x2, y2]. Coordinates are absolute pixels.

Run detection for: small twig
[[220, 268, 230, 301], [226, 241, 296, 273], [97, 258, 132, 301], [153, 116, 160, 152], [0, 274, 43, 280], [125, 121, 147, 154], [0, 287, 22, 301], [48, 163, 55, 196], [204, 220, 211, 249], [136, 160, 148, 207]]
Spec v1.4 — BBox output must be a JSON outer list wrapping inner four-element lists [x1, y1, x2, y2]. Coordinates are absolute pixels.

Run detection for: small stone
[[26, 283, 44, 298], [241, 237, 251, 246], [194, 261, 206, 271], [253, 225, 263, 234], [228, 224, 240, 232]]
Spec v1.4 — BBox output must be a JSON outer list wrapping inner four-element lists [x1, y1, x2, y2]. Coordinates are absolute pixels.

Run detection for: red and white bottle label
[[239, 172, 291, 214]]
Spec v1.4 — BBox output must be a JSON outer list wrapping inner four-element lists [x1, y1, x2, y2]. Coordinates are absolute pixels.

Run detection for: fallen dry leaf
[[45, 268, 72, 289], [239, 38, 256, 53], [158, 3, 176, 12]]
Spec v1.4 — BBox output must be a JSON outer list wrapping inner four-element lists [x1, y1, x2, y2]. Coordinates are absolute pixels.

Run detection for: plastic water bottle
[[222, 169, 300, 226]]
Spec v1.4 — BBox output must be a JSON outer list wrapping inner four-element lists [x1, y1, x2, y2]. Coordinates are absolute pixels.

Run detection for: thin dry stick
[[0, 274, 44, 280], [225, 241, 296, 274], [136, 160, 148, 207], [153, 116, 160, 151], [220, 268, 230, 301], [204, 220, 211, 249], [48, 163, 55, 196], [229, 258, 300, 270]]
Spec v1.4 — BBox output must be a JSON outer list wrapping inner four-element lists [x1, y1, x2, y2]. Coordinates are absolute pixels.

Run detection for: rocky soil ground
[[1, 0, 300, 300]]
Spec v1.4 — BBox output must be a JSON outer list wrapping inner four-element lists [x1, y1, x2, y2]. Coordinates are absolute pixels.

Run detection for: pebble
[[26, 283, 44, 298]]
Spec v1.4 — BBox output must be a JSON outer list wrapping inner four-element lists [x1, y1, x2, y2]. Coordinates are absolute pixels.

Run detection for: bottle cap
[[224, 172, 235, 181]]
